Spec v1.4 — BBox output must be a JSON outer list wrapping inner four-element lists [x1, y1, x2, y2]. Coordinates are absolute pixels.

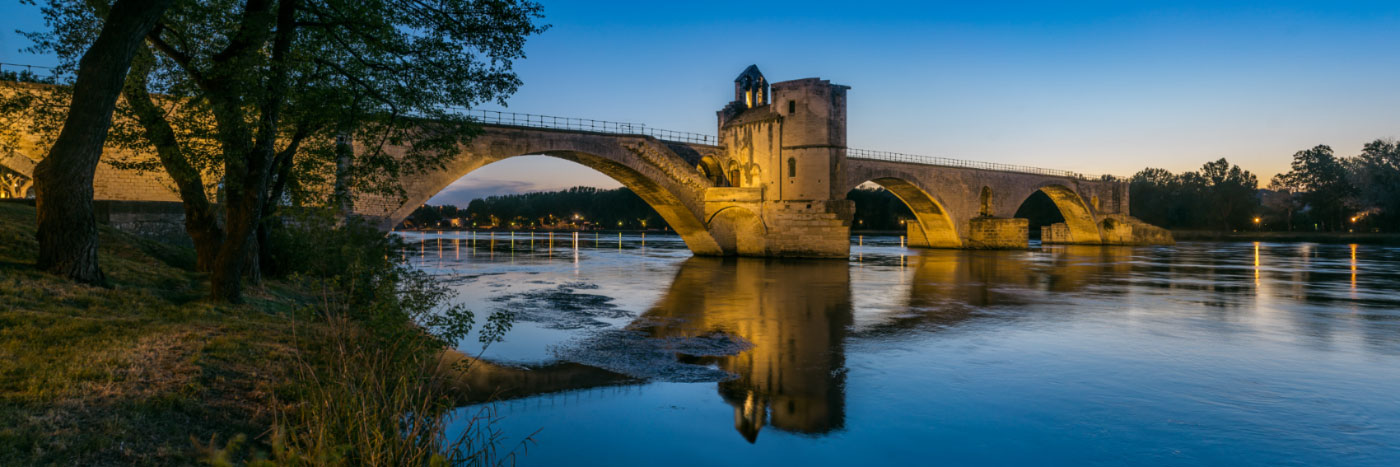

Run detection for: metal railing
[[0, 62, 59, 83], [1, 61, 1115, 178], [0, 62, 56, 74], [845, 148, 1110, 180], [455, 108, 718, 145]]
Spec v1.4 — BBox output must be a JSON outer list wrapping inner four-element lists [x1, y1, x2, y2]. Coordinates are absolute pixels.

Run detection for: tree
[[1198, 158, 1258, 230], [1351, 139, 1400, 230], [1128, 167, 1177, 228], [29, 0, 172, 285], [26, 0, 546, 301], [1265, 173, 1301, 231], [1284, 145, 1355, 231]]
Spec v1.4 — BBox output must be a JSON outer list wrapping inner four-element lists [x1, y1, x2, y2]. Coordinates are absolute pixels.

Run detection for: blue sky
[[4, 1, 1399, 205]]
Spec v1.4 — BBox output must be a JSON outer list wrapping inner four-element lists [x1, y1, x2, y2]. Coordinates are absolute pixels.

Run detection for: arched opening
[[707, 207, 766, 256], [697, 156, 725, 186], [1013, 184, 1100, 244], [379, 149, 723, 256], [846, 178, 961, 248], [978, 186, 993, 217], [729, 168, 742, 187], [787, 157, 796, 178], [1014, 190, 1064, 239]]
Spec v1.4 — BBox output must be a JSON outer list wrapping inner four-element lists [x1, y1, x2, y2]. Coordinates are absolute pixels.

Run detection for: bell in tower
[[734, 64, 768, 108]]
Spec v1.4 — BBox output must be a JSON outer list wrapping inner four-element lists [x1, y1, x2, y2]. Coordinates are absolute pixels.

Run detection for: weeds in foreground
[[203, 212, 527, 465]]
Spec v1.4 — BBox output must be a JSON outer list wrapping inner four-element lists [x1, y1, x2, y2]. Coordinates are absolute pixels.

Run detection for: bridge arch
[[697, 155, 726, 186], [706, 206, 767, 256], [365, 131, 725, 255], [1013, 182, 1101, 244], [854, 177, 962, 248]]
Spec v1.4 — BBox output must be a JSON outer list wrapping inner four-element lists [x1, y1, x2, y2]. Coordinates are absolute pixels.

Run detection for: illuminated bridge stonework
[[0, 65, 1173, 256], [356, 65, 1172, 256]]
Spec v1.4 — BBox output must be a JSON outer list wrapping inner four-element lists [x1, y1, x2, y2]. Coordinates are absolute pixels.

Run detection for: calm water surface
[[397, 231, 1400, 466]]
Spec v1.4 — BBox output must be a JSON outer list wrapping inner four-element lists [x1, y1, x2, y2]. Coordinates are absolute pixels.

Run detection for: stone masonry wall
[[1041, 223, 1072, 244], [94, 201, 190, 246], [967, 217, 1029, 249]]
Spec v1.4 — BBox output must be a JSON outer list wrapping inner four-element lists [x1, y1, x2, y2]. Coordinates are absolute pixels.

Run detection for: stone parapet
[[93, 200, 190, 246]]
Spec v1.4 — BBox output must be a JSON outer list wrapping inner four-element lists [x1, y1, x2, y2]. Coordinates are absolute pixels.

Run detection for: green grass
[[0, 202, 304, 465]]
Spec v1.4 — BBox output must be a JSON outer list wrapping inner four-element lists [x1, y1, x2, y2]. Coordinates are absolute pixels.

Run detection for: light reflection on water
[[396, 232, 1400, 466]]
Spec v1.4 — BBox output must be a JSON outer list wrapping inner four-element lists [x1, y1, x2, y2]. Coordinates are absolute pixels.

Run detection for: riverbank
[[1172, 229, 1400, 244], [0, 203, 495, 464], [0, 203, 305, 463]]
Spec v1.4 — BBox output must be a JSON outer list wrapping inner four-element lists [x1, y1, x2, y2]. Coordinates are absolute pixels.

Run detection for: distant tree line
[[1129, 158, 1260, 231], [405, 186, 665, 230], [847, 187, 914, 231], [1132, 139, 1400, 232]]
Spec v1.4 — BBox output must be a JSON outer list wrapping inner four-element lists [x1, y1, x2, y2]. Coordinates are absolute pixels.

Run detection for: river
[[396, 231, 1400, 466]]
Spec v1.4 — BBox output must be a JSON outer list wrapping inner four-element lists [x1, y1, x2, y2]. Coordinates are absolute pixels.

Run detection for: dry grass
[[0, 202, 524, 465], [0, 202, 302, 464]]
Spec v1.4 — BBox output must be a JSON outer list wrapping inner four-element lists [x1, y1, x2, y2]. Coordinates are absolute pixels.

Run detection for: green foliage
[[14, 0, 549, 301], [254, 210, 520, 465], [1133, 140, 1400, 232], [1351, 140, 1400, 230], [1130, 158, 1259, 230], [1281, 145, 1357, 231], [0, 69, 56, 84]]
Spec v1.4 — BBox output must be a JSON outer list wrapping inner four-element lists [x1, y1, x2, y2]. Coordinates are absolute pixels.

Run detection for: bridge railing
[[845, 148, 1111, 181], [0, 63, 59, 83], [456, 109, 718, 145], [1, 63, 1114, 179]]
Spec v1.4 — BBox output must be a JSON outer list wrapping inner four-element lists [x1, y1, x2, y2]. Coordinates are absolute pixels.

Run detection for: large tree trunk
[[32, 0, 173, 285], [209, 0, 296, 302], [123, 47, 225, 272]]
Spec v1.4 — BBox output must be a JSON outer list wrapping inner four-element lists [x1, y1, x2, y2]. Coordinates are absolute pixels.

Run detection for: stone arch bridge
[[2, 66, 1172, 257], [349, 111, 1170, 257]]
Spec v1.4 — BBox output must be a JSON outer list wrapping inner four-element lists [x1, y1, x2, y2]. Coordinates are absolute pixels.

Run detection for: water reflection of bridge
[[462, 246, 1140, 442]]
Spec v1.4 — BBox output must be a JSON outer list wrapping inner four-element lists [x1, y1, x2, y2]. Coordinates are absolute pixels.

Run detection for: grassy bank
[[0, 203, 306, 463], [1171, 229, 1400, 244], [0, 202, 506, 464]]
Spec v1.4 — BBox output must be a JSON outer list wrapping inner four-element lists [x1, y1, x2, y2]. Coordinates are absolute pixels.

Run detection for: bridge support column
[[1042, 223, 1073, 244], [1098, 214, 1175, 245], [763, 200, 851, 258], [966, 217, 1029, 249]]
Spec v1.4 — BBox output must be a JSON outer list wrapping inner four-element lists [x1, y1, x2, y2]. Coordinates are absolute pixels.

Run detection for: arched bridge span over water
[[1, 65, 1172, 256], [352, 106, 1171, 258]]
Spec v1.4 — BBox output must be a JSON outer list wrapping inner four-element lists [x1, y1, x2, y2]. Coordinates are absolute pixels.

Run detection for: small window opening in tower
[[745, 90, 753, 108], [788, 100, 796, 114], [787, 157, 796, 178]]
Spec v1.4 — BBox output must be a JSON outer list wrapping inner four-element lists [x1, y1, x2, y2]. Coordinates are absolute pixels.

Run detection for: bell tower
[[710, 65, 854, 258]]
